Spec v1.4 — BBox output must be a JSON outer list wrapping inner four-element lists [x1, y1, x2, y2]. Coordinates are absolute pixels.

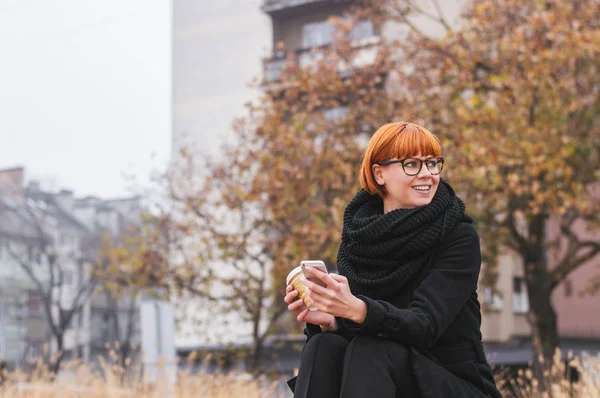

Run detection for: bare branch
[[6, 244, 46, 294], [403, 0, 452, 32], [552, 240, 600, 289], [504, 208, 529, 255], [429, 0, 452, 31]]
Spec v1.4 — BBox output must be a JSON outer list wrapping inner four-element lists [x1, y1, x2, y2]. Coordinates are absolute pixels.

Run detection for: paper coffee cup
[[286, 265, 318, 311]]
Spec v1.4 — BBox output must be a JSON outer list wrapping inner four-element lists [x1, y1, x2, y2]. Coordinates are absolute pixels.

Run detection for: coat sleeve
[[344, 223, 482, 350], [304, 319, 358, 342]]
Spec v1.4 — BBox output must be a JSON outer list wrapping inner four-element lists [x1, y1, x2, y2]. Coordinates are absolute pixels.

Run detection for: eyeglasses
[[378, 157, 444, 176]]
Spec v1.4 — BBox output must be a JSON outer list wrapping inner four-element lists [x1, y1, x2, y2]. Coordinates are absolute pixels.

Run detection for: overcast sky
[[0, 0, 172, 198], [0, 0, 269, 200]]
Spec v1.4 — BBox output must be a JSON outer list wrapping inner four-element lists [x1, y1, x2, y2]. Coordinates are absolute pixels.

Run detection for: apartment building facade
[[0, 167, 145, 368], [481, 219, 600, 360]]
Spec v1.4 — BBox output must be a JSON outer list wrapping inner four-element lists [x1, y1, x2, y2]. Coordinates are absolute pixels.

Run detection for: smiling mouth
[[412, 185, 431, 192]]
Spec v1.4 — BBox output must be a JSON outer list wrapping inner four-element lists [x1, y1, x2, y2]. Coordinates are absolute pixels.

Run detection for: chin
[[413, 197, 433, 207]]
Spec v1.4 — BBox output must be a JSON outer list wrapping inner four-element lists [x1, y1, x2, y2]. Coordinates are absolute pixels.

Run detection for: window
[[27, 291, 43, 316], [351, 20, 374, 41], [512, 277, 529, 314], [299, 49, 325, 69], [265, 59, 286, 82], [62, 269, 73, 285], [352, 46, 379, 68], [303, 22, 334, 48], [483, 286, 503, 311], [8, 301, 27, 319]]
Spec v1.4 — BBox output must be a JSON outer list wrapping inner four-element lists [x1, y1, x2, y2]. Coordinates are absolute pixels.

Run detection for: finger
[[297, 308, 309, 322], [302, 265, 338, 288], [286, 284, 293, 293], [288, 298, 306, 312], [303, 278, 332, 298], [328, 273, 348, 284], [284, 290, 298, 304], [308, 294, 330, 312]]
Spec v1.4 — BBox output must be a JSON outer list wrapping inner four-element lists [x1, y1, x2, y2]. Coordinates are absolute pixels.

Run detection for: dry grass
[[0, 350, 285, 398], [498, 350, 600, 398], [2, 349, 599, 397]]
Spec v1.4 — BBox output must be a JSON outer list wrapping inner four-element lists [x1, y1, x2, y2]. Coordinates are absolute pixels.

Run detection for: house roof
[[24, 188, 89, 232], [0, 194, 42, 240]]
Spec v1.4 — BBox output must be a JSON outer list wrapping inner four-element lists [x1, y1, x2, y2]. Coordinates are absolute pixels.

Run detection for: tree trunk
[[247, 310, 264, 374], [526, 268, 559, 383], [523, 214, 559, 392], [248, 338, 265, 375], [49, 333, 65, 375]]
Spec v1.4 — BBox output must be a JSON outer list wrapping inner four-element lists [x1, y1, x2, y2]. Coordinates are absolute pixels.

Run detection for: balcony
[[297, 35, 381, 75], [264, 58, 287, 82], [263, 35, 381, 88], [261, 0, 350, 16]]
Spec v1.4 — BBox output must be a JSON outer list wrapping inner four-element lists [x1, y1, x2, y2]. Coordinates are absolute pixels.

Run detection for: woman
[[284, 122, 502, 398]]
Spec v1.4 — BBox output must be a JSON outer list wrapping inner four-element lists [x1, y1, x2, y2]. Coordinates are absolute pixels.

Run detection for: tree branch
[[6, 244, 46, 294], [552, 241, 600, 289], [504, 207, 529, 255], [429, 0, 452, 32]]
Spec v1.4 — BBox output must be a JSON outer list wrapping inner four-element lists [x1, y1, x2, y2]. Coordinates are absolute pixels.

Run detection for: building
[[172, 0, 270, 164], [0, 167, 175, 374], [0, 177, 49, 367], [481, 219, 600, 366], [172, 0, 274, 349]]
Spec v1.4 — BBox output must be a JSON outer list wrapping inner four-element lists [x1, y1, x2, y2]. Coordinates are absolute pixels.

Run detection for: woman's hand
[[301, 266, 367, 324], [284, 284, 337, 331]]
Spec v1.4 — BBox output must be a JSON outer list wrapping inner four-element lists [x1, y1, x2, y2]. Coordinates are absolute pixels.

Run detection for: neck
[[383, 198, 413, 213]]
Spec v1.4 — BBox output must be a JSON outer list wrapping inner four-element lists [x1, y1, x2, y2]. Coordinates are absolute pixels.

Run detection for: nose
[[417, 162, 434, 178]]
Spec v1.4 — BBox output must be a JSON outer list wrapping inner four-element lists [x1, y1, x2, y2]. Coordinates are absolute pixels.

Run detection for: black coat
[[299, 222, 502, 398]]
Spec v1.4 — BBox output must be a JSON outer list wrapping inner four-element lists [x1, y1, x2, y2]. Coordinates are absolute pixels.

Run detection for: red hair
[[360, 122, 442, 197]]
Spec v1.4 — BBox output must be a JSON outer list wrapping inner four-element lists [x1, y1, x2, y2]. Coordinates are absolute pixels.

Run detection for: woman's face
[[373, 154, 441, 212]]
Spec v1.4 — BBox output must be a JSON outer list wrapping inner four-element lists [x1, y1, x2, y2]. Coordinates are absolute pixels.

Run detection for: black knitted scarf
[[336, 179, 472, 298]]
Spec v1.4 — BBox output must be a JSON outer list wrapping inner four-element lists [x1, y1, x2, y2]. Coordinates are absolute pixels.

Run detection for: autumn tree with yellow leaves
[[107, 0, 599, 379], [368, 0, 600, 377]]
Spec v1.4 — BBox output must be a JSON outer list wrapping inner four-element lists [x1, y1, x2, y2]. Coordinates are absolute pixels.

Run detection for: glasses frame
[[378, 157, 444, 176]]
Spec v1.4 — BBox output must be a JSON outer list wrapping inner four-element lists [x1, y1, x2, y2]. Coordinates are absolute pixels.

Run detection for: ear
[[372, 163, 385, 186]]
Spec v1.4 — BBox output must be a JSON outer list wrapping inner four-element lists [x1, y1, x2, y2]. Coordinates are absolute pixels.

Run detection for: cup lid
[[286, 266, 303, 285]]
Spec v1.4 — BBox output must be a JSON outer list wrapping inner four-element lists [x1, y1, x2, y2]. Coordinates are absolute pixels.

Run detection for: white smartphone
[[300, 260, 328, 287]]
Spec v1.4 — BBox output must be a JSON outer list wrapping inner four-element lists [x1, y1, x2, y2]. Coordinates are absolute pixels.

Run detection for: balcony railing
[[264, 59, 287, 82], [263, 36, 381, 85], [261, 0, 327, 14]]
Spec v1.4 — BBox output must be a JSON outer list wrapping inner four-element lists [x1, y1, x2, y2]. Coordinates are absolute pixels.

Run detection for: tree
[[98, 286, 140, 374], [371, 0, 600, 376], [96, 219, 168, 373], [105, 14, 395, 373], [175, 17, 396, 371], [0, 194, 104, 374]]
